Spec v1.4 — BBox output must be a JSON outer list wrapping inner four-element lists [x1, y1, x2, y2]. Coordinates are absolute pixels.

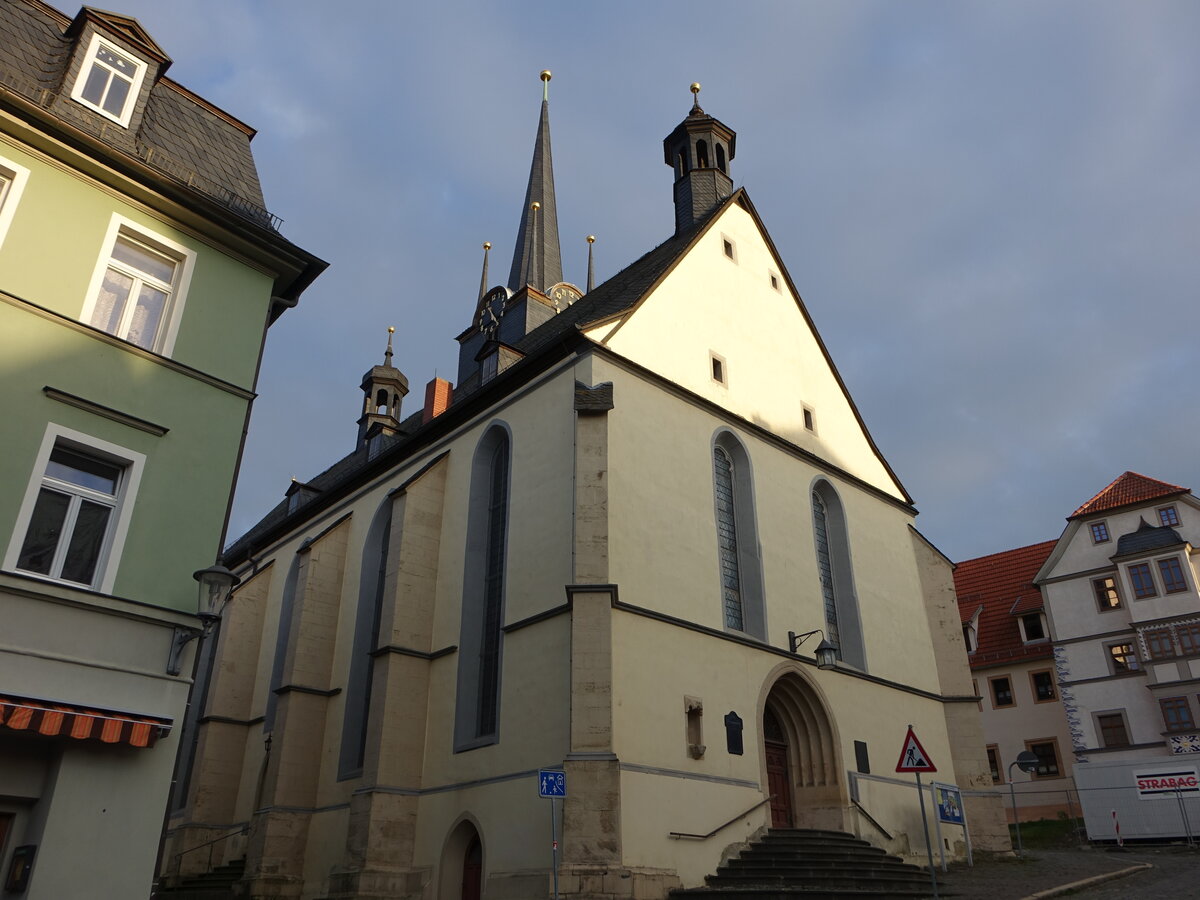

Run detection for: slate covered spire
[[507, 71, 563, 293]]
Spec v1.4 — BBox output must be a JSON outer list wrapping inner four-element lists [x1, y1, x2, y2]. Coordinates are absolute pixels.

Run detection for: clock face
[[548, 282, 583, 307], [477, 286, 510, 331]]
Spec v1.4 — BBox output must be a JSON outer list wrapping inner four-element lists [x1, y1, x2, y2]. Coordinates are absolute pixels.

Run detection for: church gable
[[584, 196, 907, 502]]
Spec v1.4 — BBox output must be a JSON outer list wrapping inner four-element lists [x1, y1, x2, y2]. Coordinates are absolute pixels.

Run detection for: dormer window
[[961, 623, 976, 652], [1020, 612, 1047, 642], [71, 33, 147, 127]]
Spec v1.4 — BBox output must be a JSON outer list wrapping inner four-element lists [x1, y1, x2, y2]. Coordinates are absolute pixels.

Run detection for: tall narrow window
[[711, 433, 765, 639], [264, 556, 301, 733], [477, 439, 509, 737], [714, 446, 743, 631], [716, 143, 727, 173], [812, 491, 839, 650], [339, 500, 393, 778], [811, 481, 865, 669], [455, 426, 511, 749], [696, 139, 710, 168]]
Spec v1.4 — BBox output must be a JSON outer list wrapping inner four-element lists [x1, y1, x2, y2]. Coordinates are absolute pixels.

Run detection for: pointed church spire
[[478, 242, 491, 301], [507, 70, 563, 292], [586, 234, 596, 293]]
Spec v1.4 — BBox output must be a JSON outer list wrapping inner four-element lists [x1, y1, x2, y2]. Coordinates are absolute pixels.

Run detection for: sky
[[107, 0, 1199, 564]]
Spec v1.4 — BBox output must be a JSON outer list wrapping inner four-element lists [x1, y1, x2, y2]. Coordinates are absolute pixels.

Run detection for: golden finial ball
[[586, 235, 596, 244], [531, 201, 541, 211], [387, 326, 395, 334], [691, 82, 701, 95], [483, 241, 491, 250], [541, 70, 552, 82]]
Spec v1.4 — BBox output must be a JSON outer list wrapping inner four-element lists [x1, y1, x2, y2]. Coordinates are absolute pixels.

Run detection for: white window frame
[[5, 424, 145, 594], [1019, 611, 1048, 643], [69, 32, 147, 128], [0, 152, 31, 250], [80, 215, 195, 356]]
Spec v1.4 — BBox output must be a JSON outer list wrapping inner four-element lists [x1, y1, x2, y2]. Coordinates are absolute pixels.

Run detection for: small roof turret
[[357, 327, 409, 448], [663, 82, 737, 234]]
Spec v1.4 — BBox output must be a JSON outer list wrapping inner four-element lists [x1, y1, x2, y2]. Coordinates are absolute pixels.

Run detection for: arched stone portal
[[761, 669, 847, 831], [438, 818, 483, 900]]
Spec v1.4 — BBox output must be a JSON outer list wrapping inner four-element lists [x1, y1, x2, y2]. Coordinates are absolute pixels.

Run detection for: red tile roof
[[954, 540, 1057, 670], [1069, 472, 1187, 520]]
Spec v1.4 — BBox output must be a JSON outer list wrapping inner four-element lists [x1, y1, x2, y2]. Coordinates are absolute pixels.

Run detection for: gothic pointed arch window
[[264, 554, 302, 733], [338, 498, 393, 778], [676, 149, 689, 179], [454, 424, 511, 750], [811, 480, 865, 669], [712, 431, 766, 639]]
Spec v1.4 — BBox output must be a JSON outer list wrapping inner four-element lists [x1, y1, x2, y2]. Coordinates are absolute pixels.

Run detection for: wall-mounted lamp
[[787, 629, 838, 670], [166, 564, 241, 675]]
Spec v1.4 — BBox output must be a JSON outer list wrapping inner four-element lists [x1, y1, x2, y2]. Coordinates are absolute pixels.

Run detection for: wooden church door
[[764, 708, 793, 827], [462, 834, 482, 900]]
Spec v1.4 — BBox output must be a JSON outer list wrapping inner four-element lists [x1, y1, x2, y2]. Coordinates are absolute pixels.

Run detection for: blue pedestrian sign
[[538, 769, 566, 798]]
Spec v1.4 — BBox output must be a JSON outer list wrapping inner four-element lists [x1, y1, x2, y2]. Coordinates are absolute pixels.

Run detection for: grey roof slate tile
[[0, 1, 274, 227], [1114, 519, 1185, 557], [223, 197, 731, 562]]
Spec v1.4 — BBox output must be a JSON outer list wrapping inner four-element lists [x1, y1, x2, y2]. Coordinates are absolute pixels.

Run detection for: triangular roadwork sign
[[895, 725, 937, 773]]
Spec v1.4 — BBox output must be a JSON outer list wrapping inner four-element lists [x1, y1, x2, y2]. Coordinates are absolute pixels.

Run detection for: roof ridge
[[954, 538, 1058, 567], [1068, 471, 1188, 519]]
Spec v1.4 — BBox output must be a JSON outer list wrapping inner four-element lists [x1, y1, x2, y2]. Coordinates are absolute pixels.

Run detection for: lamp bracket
[[167, 626, 202, 676]]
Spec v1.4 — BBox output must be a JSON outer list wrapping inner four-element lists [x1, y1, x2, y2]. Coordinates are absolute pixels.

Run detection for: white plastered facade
[[167, 200, 1008, 898]]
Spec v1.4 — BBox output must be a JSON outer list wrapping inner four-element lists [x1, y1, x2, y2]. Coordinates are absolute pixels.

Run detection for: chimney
[[423, 377, 454, 424]]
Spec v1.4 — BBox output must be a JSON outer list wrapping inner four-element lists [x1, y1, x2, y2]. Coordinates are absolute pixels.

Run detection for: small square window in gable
[[710, 352, 727, 386], [769, 271, 781, 292], [1159, 506, 1180, 527], [721, 235, 737, 262], [802, 406, 816, 434], [1090, 521, 1109, 544]]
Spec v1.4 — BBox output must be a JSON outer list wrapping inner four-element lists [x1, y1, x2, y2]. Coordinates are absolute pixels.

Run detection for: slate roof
[[223, 197, 727, 563], [954, 540, 1057, 669], [507, 97, 562, 292], [0, 1, 275, 228], [1068, 471, 1188, 520], [1113, 519, 1185, 557]]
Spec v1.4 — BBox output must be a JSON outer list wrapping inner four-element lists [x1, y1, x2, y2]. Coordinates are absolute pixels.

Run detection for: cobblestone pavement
[[936, 846, 1199, 899]]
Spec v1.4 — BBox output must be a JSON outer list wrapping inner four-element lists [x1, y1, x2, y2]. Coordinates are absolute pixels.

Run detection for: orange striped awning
[[0, 695, 172, 749]]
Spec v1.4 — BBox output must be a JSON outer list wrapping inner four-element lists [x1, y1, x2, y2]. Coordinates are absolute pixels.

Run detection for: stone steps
[[670, 829, 944, 900]]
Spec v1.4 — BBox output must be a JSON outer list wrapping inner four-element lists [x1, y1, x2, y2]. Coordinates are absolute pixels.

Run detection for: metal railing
[[670, 796, 773, 840], [173, 825, 248, 874]]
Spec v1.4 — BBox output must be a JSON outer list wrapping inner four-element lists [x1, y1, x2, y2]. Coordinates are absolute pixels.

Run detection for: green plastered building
[[0, 4, 324, 897]]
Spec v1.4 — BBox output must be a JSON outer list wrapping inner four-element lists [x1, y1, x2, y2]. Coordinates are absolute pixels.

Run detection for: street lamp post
[[152, 563, 241, 898], [1007, 750, 1040, 857]]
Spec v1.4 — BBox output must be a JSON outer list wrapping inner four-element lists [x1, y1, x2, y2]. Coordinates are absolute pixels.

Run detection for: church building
[[163, 77, 1007, 899]]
